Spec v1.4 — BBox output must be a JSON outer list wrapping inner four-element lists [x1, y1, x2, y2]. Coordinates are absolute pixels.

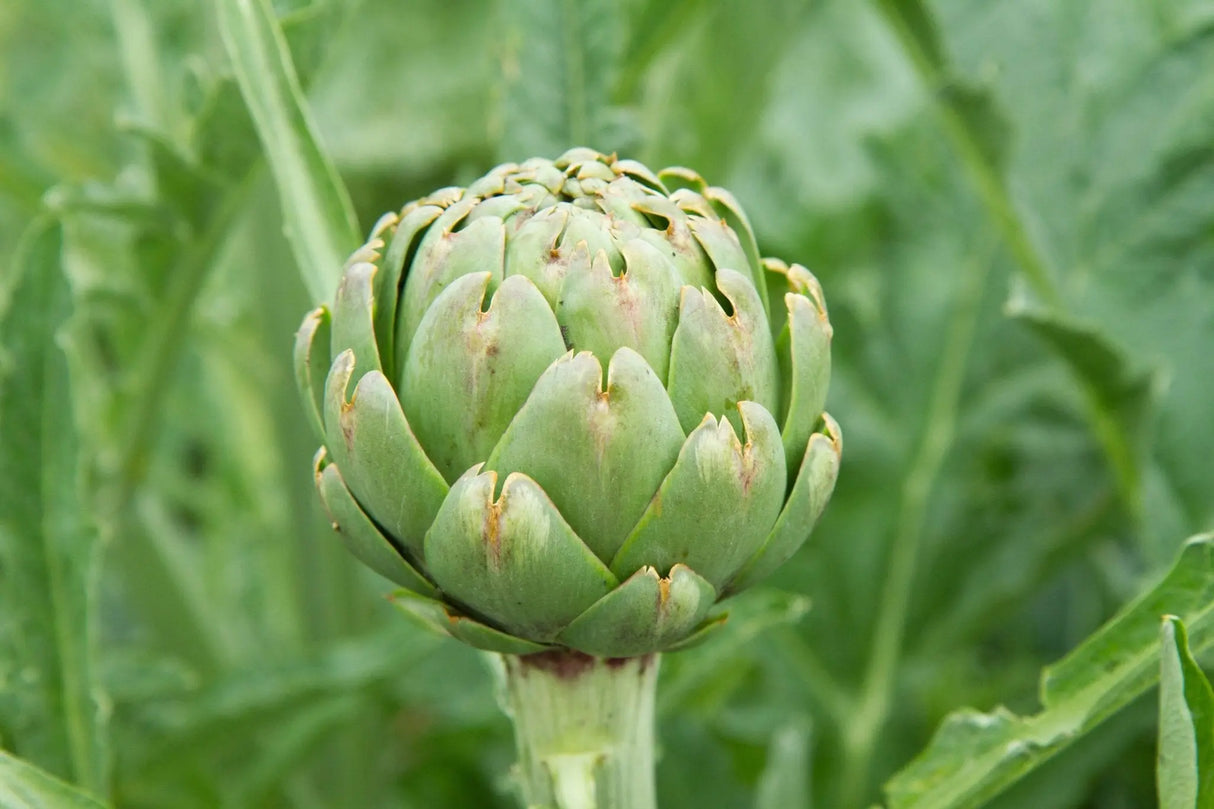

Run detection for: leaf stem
[[840, 238, 996, 806], [869, 0, 1058, 307], [217, 0, 360, 305], [869, 0, 1142, 516]]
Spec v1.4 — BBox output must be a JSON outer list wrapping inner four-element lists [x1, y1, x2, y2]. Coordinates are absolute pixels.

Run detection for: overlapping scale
[[400, 272, 566, 483], [667, 268, 780, 435], [555, 240, 681, 383], [395, 199, 506, 360], [728, 414, 841, 593], [313, 448, 435, 596], [769, 260, 832, 473], [323, 351, 448, 560], [558, 564, 716, 657], [486, 348, 685, 564], [294, 306, 330, 440], [610, 401, 786, 590], [424, 467, 619, 642]]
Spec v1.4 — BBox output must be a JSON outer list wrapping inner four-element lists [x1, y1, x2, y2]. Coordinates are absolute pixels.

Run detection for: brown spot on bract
[[736, 442, 759, 495], [484, 502, 503, 562]]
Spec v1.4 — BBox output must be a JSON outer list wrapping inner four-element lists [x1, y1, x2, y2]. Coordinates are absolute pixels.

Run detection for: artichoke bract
[[295, 148, 841, 658]]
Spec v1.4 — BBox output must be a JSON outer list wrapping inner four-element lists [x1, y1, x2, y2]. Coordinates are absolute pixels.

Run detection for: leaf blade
[[1158, 616, 1214, 809], [885, 534, 1214, 809], [496, 0, 632, 160], [0, 221, 107, 792], [216, 0, 360, 304], [0, 751, 110, 809]]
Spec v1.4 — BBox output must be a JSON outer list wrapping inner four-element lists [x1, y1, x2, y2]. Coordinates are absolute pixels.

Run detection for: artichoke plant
[[294, 147, 840, 659]]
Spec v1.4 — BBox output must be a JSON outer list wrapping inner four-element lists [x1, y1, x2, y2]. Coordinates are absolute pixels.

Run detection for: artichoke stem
[[497, 651, 660, 809]]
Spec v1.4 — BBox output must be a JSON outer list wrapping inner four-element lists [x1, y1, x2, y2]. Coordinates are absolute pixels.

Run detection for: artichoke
[[295, 148, 840, 658]]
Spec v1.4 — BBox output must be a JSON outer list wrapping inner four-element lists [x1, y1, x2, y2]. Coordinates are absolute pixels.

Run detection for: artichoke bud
[[295, 148, 841, 658]]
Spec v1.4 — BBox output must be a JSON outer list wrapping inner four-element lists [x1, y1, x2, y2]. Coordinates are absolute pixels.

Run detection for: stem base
[[498, 651, 659, 809]]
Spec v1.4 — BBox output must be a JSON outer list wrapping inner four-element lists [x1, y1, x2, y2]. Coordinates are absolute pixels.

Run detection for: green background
[[2, 0, 1214, 807]]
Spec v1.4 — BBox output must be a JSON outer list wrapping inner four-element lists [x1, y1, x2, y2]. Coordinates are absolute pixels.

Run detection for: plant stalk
[[497, 651, 660, 809]]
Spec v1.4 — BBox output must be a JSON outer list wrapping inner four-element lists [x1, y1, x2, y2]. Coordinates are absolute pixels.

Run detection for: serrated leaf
[[639, 0, 807, 178], [120, 624, 441, 774], [1008, 302, 1155, 423], [1008, 301, 1158, 511], [0, 221, 107, 792], [496, 0, 633, 160], [216, 0, 360, 304], [0, 751, 110, 809], [871, 0, 1009, 171], [885, 534, 1214, 809], [1157, 616, 1214, 809]]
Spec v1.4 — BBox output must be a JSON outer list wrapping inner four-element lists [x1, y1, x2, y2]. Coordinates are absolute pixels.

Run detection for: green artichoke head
[[295, 148, 840, 657]]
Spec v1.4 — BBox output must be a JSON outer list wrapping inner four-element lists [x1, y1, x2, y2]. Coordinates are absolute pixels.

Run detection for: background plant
[[2, 1, 1213, 808]]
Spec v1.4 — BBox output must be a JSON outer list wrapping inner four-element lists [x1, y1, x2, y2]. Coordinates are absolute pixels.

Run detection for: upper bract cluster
[[295, 148, 840, 657]]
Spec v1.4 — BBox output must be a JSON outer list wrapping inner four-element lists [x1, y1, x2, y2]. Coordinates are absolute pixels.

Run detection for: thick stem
[[498, 651, 660, 809]]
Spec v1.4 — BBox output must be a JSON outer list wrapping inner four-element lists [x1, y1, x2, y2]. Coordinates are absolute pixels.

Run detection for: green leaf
[[884, 534, 1214, 809], [1008, 300, 1158, 515], [869, 0, 1009, 172], [216, 0, 360, 304], [496, 0, 633, 160], [0, 221, 107, 792], [0, 751, 110, 809], [119, 624, 441, 774], [636, 0, 807, 178], [1157, 616, 1214, 809]]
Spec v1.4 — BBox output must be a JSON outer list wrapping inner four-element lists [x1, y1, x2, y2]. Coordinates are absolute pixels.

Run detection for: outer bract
[[295, 148, 841, 657]]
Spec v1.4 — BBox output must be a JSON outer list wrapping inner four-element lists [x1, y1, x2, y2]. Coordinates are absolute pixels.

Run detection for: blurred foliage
[[2, 0, 1214, 807]]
